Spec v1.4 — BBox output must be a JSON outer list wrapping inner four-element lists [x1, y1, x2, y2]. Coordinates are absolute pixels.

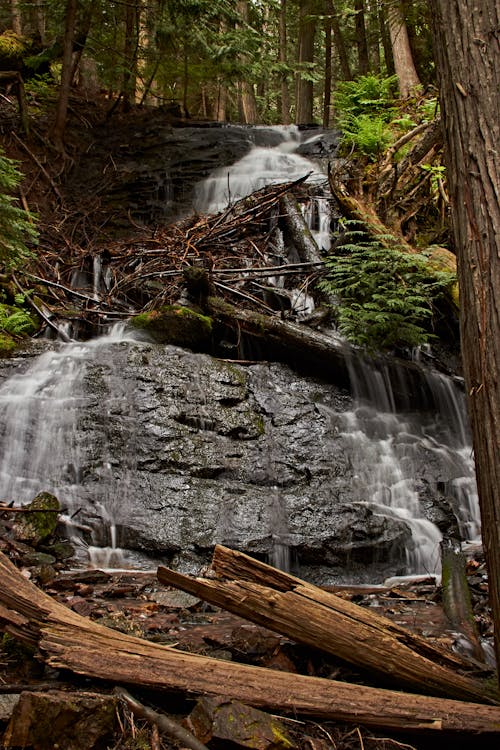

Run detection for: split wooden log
[[157, 545, 496, 705], [0, 550, 499, 735]]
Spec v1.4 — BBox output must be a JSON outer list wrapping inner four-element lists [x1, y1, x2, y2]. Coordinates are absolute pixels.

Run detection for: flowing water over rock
[[0, 330, 479, 585]]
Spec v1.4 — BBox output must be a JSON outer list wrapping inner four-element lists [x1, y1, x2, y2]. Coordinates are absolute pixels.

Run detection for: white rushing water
[[0, 325, 146, 568]]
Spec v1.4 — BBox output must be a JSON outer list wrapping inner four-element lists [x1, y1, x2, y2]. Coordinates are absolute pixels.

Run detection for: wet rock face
[[65, 119, 341, 225], [66, 340, 420, 585]]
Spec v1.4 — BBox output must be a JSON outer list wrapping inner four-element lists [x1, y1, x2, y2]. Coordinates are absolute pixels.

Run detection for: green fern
[[318, 223, 456, 351], [0, 148, 38, 269], [0, 303, 37, 337]]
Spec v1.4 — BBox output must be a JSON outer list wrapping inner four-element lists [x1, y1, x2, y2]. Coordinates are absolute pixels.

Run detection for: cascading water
[[0, 325, 148, 569], [0, 125, 481, 581]]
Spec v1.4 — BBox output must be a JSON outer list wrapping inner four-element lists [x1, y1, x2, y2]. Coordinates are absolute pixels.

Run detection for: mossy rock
[[130, 305, 212, 351], [0, 31, 32, 68], [0, 333, 17, 357], [12, 492, 60, 547]]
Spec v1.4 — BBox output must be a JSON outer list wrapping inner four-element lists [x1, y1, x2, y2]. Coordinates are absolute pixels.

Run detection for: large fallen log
[[0, 551, 499, 735], [157, 545, 496, 705], [206, 296, 451, 409]]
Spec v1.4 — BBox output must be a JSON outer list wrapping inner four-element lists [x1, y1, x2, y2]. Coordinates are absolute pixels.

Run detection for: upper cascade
[[194, 126, 328, 215]]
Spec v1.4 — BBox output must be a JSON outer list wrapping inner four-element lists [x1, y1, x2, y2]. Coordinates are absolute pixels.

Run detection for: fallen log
[[0, 551, 499, 735], [206, 296, 448, 410], [157, 546, 495, 704]]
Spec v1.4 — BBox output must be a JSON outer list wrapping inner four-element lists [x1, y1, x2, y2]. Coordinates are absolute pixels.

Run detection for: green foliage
[[0, 149, 38, 270], [0, 303, 38, 337], [319, 223, 456, 351], [334, 75, 398, 159]]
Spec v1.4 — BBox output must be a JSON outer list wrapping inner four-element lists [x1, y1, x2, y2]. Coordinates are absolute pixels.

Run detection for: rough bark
[[237, 0, 258, 124], [354, 0, 370, 75], [157, 546, 495, 703], [387, 2, 421, 97], [0, 550, 500, 734], [295, 0, 317, 124], [279, 0, 291, 125], [429, 0, 500, 678]]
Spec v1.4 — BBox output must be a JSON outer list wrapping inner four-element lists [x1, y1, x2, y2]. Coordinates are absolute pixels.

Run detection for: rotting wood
[[0, 551, 499, 735], [157, 546, 496, 705], [441, 539, 485, 663]]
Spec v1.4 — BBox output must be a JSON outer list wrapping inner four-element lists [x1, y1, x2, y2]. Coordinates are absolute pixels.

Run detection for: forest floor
[[0, 505, 496, 750], [0, 94, 497, 749]]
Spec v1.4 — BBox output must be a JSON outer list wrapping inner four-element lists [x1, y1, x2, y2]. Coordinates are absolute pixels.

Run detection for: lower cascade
[[0, 326, 479, 585]]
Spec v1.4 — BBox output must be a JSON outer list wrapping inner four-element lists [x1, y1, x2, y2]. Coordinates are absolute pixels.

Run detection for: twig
[[11, 131, 64, 203], [114, 687, 209, 750], [11, 274, 71, 342], [0, 505, 66, 514]]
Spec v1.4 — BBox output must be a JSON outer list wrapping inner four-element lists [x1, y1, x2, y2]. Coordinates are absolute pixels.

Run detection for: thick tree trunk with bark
[[387, 2, 421, 97], [329, 0, 352, 80], [1, 550, 500, 734], [354, 0, 370, 75], [295, 0, 317, 124], [429, 0, 500, 678]]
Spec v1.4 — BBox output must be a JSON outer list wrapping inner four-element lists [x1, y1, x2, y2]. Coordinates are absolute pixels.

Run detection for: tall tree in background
[[354, 0, 369, 74], [279, 0, 291, 124], [429, 0, 500, 676], [296, 0, 317, 124], [387, 1, 421, 97], [10, 0, 22, 35], [52, 0, 78, 150]]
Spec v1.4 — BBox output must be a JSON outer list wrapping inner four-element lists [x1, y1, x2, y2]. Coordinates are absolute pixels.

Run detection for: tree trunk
[[0, 550, 500, 735], [51, 0, 78, 150], [237, 0, 258, 124], [322, 5, 332, 127], [157, 546, 495, 703], [379, 0, 395, 76], [428, 0, 500, 679], [354, 0, 370, 75], [122, 0, 138, 110], [387, 1, 421, 97], [295, 0, 317, 124], [10, 0, 22, 35], [329, 1, 352, 81], [279, 0, 291, 124]]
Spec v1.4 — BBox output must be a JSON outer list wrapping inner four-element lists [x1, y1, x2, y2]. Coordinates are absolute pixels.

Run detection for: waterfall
[[0, 325, 148, 568], [194, 126, 327, 215], [335, 354, 480, 577]]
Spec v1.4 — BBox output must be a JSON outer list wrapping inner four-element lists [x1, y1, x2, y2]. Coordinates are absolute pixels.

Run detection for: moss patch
[[130, 305, 212, 351]]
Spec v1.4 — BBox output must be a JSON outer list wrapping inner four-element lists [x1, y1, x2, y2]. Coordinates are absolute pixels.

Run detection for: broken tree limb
[[157, 546, 496, 705], [441, 538, 485, 663], [279, 194, 323, 265], [0, 551, 499, 735]]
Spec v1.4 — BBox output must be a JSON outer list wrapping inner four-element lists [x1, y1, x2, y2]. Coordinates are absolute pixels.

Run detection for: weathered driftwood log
[[0, 550, 499, 735], [157, 545, 495, 704]]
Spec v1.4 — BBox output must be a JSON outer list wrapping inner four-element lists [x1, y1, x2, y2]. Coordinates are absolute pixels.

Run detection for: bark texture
[[1, 550, 500, 735], [429, 0, 500, 676], [157, 545, 495, 703], [387, 2, 421, 97]]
